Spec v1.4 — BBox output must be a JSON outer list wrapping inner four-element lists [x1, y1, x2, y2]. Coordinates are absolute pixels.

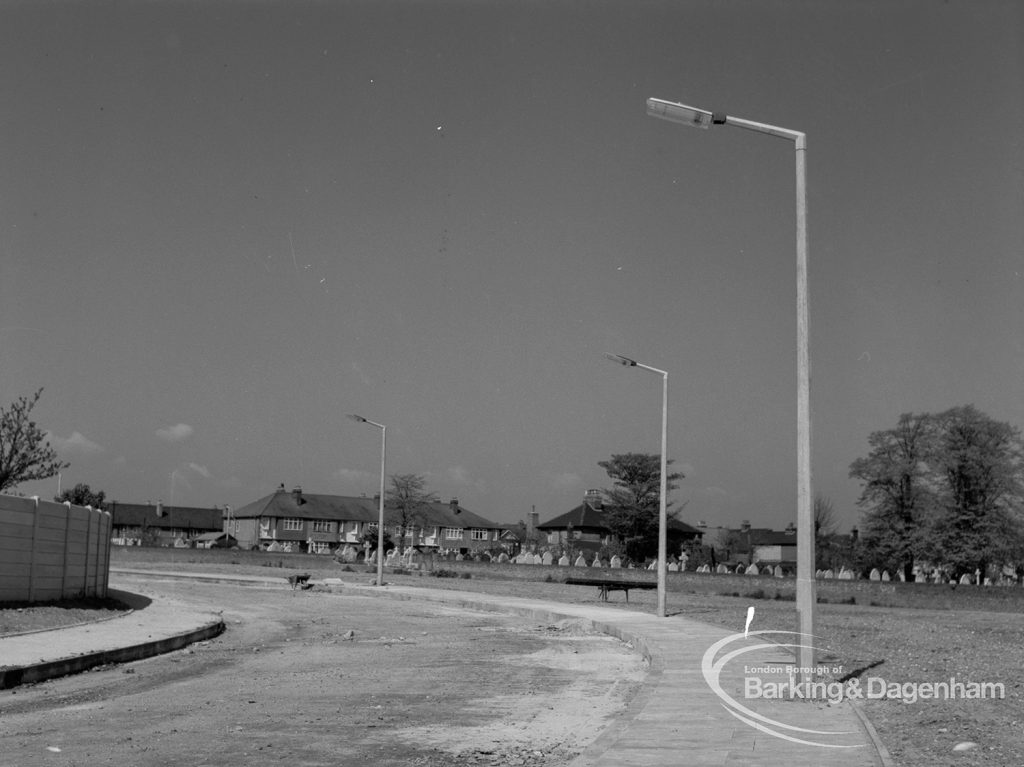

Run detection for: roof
[[537, 502, 612, 531], [538, 502, 702, 536], [109, 502, 223, 531], [231, 488, 506, 530], [750, 530, 798, 546]]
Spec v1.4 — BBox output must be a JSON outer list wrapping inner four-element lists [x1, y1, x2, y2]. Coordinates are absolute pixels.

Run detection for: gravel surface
[[0, 574, 646, 767]]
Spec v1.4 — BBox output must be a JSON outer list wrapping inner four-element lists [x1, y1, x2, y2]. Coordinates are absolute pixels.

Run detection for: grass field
[[6, 547, 1023, 766]]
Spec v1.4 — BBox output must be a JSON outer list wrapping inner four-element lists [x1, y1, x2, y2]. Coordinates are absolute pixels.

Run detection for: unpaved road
[[0, 575, 646, 767]]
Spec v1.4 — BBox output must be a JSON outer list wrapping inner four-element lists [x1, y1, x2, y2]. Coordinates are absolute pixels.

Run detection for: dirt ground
[[0, 575, 646, 767]]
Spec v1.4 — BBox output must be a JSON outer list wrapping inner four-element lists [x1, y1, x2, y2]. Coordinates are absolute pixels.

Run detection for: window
[[282, 518, 302, 531], [444, 527, 463, 540], [470, 529, 488, 541], [311, 520, 334, 533], [309, 541, 332, 554]]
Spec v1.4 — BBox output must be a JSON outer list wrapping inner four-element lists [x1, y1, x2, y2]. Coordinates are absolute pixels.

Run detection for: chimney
[[155, 500, 164, 518], [292, 486, 303, 505], [527, 510, 539, 535], [584, 489, 602, 510], [449, 498, 460, 513], [850, 526, 859, 541], [698, 520, 708, 528], [740, 520, 751, 532], [784, 522, 796, 535]]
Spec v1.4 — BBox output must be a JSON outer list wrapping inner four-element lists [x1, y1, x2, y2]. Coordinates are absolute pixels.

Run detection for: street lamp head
[[347, 414, 368, 423], [604, 352, 637, 367], [646, 98, 722, 129]]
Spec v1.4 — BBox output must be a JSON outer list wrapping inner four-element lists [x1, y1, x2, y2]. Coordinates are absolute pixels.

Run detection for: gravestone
[[959, 573, 973, 585], [735, 564, 745, 575], [574, 555, 588, 567], [716, 564, 729, 574], [609, 555, 622, 569], [558, 554, 570, 567], [869, 568, 881, 581], [881, 570, 890, 582], [774, 565, 784, 578], [591, 558, 604, 568], [497, 552, 510, 563], [667, 562, 678, 572], [823, 569, 834, 579], [745, 564, 759, 576], [542, 552, 553, 566]]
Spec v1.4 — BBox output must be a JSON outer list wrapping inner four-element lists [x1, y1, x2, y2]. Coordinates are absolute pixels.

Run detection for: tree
[[598, 452, 684, 563], [360, 524, 394, 556], [923, 405, 1024, 580], [850, 407, 1024, 581], [385, 473, 437, 553], [0, 388, 69, 493], [56, 482, 107, 510], [849, 412, 936, 581]]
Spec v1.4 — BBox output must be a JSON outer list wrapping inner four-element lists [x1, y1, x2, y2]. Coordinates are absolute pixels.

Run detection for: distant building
[[109, 501, 224, 546], [697, 520, 798, 567], [537, 489, 703, 556], [228, 485, 508, 555]]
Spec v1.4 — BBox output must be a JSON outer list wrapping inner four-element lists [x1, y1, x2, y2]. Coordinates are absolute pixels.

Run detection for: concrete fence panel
[[0, 494, 112, 603]]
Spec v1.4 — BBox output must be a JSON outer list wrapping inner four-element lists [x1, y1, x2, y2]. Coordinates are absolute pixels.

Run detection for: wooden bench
[[565, 577, 656, 602]]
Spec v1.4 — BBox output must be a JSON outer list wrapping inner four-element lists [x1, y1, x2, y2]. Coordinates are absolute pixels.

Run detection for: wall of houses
[[0, 494, 111, 603]]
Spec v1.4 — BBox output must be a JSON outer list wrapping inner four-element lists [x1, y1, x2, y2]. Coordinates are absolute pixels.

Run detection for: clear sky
[[3, 1, 1022, 533]]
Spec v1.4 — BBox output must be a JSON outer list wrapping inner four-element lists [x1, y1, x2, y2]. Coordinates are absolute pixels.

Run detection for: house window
[[470, 529, 488, 541], [311, 520, 334, 533], [282, 518, 302, 531], [309, 541, 332, 554], [444, 527, 463, 540]]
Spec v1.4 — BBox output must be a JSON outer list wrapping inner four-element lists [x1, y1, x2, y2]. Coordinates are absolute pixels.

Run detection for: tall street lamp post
[[646, 97, 814, 680], [605, 353, 669, 618], [348, 414, 387, 587]]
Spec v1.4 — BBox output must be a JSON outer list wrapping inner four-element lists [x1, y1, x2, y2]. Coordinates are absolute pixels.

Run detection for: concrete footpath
[[1, 569, 892, 767]]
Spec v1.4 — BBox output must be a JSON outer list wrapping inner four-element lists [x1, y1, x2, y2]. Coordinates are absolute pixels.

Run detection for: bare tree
[[385, 473, 438, 553], [0, 388, 68, 492]]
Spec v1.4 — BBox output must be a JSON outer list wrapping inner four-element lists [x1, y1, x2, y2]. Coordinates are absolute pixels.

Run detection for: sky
[[3, 0, 1022, 533]]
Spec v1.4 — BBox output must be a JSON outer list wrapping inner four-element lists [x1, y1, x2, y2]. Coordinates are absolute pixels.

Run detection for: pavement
[[1, 568, 893, 767]]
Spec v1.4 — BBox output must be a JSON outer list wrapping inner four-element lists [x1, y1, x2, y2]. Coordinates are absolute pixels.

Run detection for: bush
[[432, 569, 458, 578]]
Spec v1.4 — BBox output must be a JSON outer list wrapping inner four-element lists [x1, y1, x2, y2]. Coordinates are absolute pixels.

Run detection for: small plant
[[460, 572, 472, 579], [432, 569, 458, 578]]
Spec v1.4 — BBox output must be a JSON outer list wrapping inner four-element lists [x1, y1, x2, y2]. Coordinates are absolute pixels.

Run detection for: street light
[[348, 413, 387, 587], [647, 97, 814, 681], [605, 353, 669, 618]]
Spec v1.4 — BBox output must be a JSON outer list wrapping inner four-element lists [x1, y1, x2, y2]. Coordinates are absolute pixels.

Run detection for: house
[[698, 520, 798, 567], [228, 485, 508, 555], [537, 489, 703, 556], [109, 501, 224, 546]]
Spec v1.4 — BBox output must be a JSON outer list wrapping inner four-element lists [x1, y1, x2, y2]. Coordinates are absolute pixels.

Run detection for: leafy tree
[[850, 407, 1024, 581], [849, 412, 936, 581], [385, 473, 438, 552], [360, 524, 394, 556], [56, 482, 107, 510], [923, 405, 1024, 580], [0, 388, 69, 493], [598, 452, 684, 562]]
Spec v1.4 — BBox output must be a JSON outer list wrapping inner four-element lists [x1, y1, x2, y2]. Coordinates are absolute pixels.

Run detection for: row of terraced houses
[[110, 485, 513, 555]]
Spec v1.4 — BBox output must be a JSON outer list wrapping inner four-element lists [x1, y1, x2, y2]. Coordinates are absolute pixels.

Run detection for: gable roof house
[[229, 485, 508, 554], [537, 489, 703, 557], [109, 502, 224, 546]]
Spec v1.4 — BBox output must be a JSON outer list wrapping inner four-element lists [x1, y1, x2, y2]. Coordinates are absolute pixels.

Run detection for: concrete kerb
[[0, 587, 225, 691]]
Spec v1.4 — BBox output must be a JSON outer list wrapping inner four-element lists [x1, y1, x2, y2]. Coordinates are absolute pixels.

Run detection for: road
[[0, 575, 646, 767]]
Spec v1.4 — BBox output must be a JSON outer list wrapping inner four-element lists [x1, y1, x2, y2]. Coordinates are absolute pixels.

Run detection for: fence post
[[61, 502, 72, 598], [84, 507, 93, 598], [28, 497, 41, 602]]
